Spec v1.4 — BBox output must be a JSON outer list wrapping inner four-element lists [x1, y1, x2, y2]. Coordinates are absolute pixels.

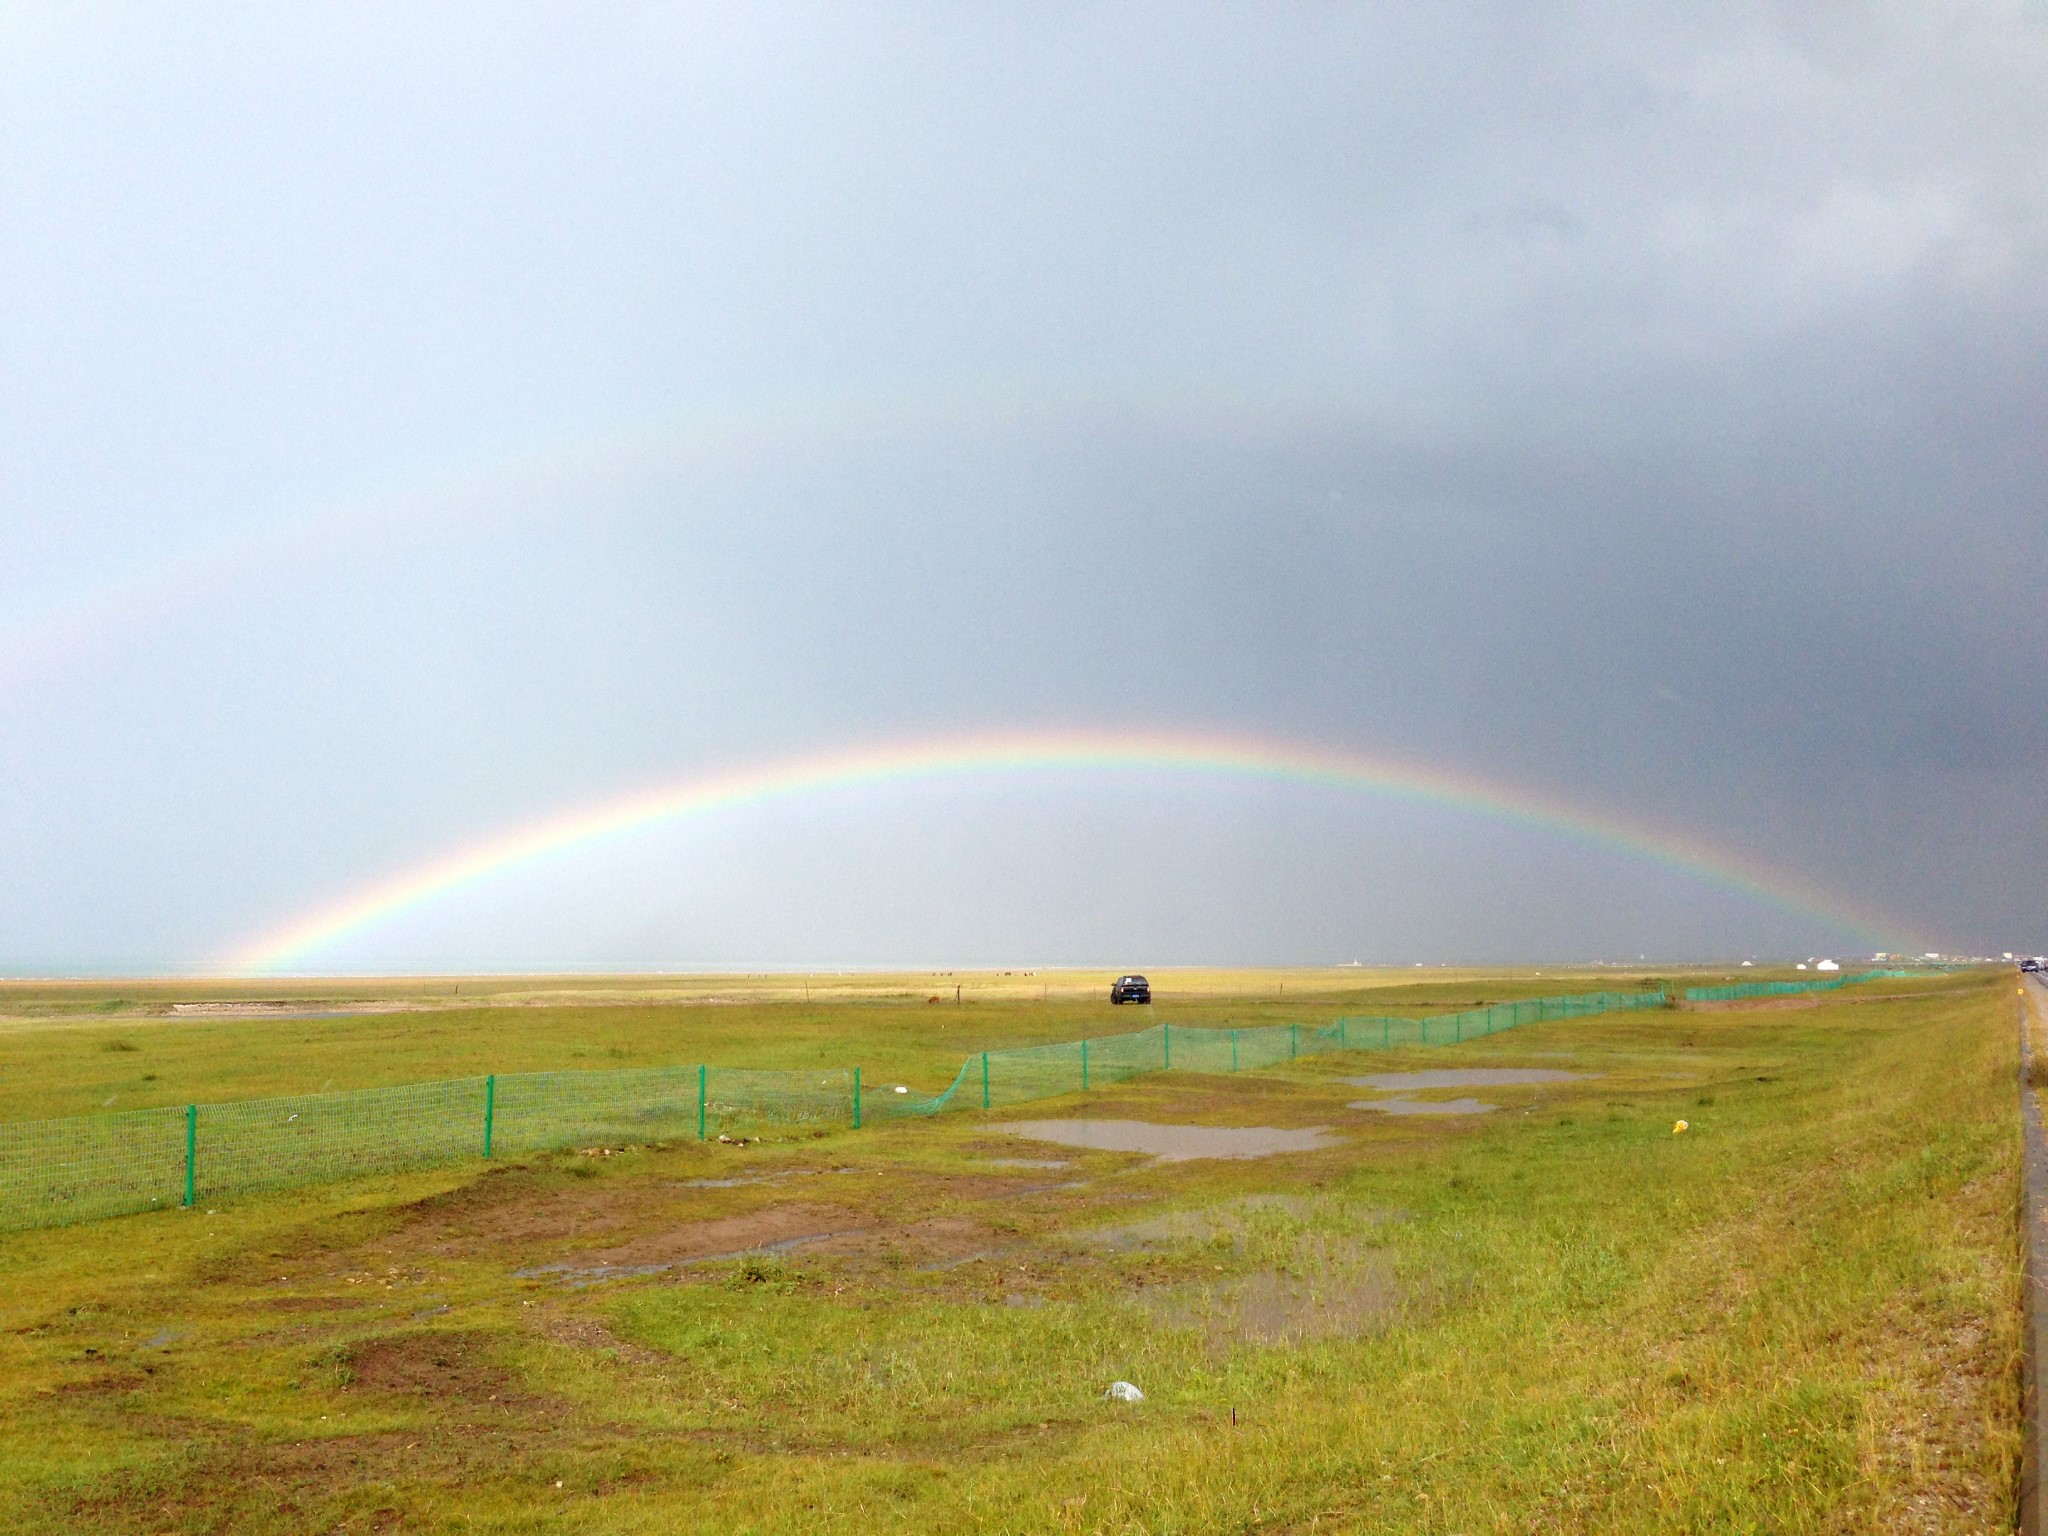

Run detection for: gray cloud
[[2, 2, 2043, 969]]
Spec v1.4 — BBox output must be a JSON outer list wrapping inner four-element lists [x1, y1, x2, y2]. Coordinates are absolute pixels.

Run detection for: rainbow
[[227, 728, 1902, 973]]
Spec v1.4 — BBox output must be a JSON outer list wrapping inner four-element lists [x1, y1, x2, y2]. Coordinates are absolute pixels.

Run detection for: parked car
[[1110, 974, 1151, 1005]]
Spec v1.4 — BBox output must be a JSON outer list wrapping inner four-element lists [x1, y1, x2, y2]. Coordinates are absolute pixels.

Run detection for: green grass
[[0, 970, 2018, 1532], [0, 966, 1897, 1122]]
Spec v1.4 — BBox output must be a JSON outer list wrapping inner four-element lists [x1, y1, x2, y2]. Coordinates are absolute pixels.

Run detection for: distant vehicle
[[1110, 974, 1151, 1005], [2024, 958, 2043, 973]]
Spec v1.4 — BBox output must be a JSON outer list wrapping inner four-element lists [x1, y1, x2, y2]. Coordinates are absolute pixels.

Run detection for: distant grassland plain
[[0, 967, 2021, 1533]]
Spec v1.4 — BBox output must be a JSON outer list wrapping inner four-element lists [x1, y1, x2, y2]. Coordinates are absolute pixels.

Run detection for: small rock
[[1104, 1381, 1144, 1403]]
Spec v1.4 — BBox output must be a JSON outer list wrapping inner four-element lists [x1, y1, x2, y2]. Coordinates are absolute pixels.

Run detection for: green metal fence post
[[183, 1104, 197, 1208], [852, 1067, 861, 1130], [483, 1074, 495, 1159], [1455, 1013, 1463, 1043], [697, 1064, 707, 1140], [1340, 1018, 1348, 1050], [981, 1052, 990, 1110], [1081, 1039, 1089, 1091], [1163, 1023, 1171, 1070], [1289, 1022, 1298, 1059]]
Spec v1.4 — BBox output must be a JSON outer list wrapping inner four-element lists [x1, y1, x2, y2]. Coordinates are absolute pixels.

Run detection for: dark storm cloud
[[0, 3, 2042, 967]]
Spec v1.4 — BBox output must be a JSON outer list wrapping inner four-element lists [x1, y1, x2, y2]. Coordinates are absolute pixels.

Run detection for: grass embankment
[[0, 972, 2018, 1533]]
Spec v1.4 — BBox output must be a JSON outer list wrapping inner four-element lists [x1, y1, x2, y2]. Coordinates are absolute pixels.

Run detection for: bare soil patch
[[808, 1213, 996, 1267], [536, 1201, 868, 1275], [392, 1168, 668, 1255], [533, 1313, 666, 1365], [343, 1329, 532, 1409]]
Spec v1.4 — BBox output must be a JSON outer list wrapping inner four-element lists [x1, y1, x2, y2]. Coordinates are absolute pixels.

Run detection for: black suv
[[1110, 974, 1151, 1005]]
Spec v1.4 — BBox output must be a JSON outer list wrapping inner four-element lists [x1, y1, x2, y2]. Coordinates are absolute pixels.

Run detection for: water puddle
[[999, 1120, 1337, 1161], [677, 1167, 851, 1190], [977, 1158, 1071, 1170], [1075, 1194, 1315, 1252], [1343, 1069, 1589, 1090], [1351, 1096, 1495, 1115]]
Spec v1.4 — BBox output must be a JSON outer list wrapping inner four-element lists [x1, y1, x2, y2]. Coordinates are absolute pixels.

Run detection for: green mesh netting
[[196, 1078, 489, 1198], [882, 989, 1673, 1117], [1, 977, 1910, 1233], [1682, 968, 1912, 1003], [0, 1105, 188, 1227], [0, 1064, 858, 1232]]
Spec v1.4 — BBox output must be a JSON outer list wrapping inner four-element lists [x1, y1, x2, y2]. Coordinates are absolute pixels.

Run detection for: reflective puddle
[[1343, 1069, 1589, 1090], [1075, 1194, 1317, 1251], [999, 1120, 1337, 1161]]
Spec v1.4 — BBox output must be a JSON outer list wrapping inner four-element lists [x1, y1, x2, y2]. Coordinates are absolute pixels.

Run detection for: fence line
[[882, 989, 1670, 1116], [1682, 968, 1911, 1003], [1, 976, 1902, 1233]]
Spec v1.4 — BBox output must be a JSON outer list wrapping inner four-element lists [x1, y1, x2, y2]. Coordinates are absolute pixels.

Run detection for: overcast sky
[[2, 3, 2044, 973]]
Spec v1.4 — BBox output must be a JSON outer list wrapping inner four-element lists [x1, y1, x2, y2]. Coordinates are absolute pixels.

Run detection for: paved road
[[2020, 974, 2048, 1536]]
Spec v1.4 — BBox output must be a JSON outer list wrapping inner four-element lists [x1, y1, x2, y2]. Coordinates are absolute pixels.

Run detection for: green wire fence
[[882, 989, 1670, 1116], [0, 976, 1907, 1233], [1682, 968, 1911, 1003]]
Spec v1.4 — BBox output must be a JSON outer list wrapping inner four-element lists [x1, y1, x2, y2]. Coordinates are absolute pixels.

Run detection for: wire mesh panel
[[1156, 1026, 1246, 1074], [0, 1105, 186, 1230], [1080, 1024, 1168, 1086], [981, 1040, 1088, 1109], [705, 1068, 857, 1136], [884, 1057, 974, 1118], [1684, 969, 1904, 1003], [494, 1066, 703, 1153], [195, 1078, 487, 1200]]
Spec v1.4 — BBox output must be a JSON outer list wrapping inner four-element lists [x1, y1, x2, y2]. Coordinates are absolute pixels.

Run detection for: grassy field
[[0, 968, 2019, 1533], [0, 966, 1784, 1122]]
